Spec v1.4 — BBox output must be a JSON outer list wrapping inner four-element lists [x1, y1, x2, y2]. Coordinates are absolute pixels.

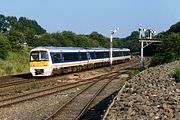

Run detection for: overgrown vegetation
[[31, 82, 40, 89], [150, 33, 180, 66], [173, 66, 180, 83], [128, 69, 140, 79], [0, 35, 11, 59], [0, 48, 29, 76]]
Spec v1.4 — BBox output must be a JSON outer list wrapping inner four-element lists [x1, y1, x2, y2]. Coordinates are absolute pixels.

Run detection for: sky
[[0, 0, 180, 38]]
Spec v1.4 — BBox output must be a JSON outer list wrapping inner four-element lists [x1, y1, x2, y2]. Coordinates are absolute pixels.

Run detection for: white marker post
[[110, 28, 119, 71]]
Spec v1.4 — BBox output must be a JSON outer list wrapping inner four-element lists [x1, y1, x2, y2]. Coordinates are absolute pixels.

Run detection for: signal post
[[138, 27, 161, 70]]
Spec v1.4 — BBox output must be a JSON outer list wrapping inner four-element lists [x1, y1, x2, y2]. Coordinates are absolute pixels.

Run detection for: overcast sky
[[1, 0, 180, 37]]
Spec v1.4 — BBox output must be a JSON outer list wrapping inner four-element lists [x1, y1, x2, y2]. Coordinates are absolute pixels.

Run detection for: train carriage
[[30, 47, 131, 76]]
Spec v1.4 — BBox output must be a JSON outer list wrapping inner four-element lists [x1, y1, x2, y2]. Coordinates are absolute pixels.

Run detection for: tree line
[[0, 14, 141, 60], [0, 14, 179, 66]]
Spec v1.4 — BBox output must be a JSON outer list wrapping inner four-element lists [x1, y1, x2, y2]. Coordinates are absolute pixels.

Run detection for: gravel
[[0, 86, 84, 120], [104, 61, 180, 120]]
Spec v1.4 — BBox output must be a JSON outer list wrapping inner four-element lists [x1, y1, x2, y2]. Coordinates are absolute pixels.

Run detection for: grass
[[0, 48, 30, 76], [119, 69, 140, 83], [128, 69, 140, 79], [31, 82, 39, 89], [173, 66, 180, 83]]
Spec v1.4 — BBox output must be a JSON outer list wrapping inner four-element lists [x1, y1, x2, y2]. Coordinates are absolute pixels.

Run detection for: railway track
[[0, 56, 141, 90], [44, 57, 151, 120], [0, 70, 128, 108], [0, 73, 31, 84], [0, 56, 151, 119], [0, 80, 92, 108], [45, 76, 118, 120], [0, 56, 148, 99], [0, 78, 34, 88]]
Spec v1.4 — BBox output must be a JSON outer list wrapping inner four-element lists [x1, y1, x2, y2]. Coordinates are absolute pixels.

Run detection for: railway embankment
[[104, 61, 180, 120]]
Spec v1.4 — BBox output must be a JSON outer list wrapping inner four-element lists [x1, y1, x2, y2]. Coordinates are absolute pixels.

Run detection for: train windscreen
[[30, 51, 49, 61]]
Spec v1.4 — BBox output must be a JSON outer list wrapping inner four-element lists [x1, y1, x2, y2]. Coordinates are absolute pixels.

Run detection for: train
[[30, 47, 131, 76]]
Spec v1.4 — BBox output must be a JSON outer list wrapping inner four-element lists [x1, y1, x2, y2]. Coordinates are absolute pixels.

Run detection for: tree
[[167, 21, 180, 33], [8, 31, 25, 50], [114, 31, 140, 53], [33, 33, 58, 47], [150, 33, 180, 66], [75, 35, 99, 47], [89, 32, 108, 47], [60, 31, 78, 46], [0, 14, 7, 33], [12, 17, 46, 35], [0, 14, 17, 33], [9, 17, 46, 47], [150, 21, 180, 66], [0, 35, 11, 59]]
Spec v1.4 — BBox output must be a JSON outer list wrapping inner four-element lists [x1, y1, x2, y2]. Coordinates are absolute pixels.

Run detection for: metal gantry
[[138, 26, 162, 70]]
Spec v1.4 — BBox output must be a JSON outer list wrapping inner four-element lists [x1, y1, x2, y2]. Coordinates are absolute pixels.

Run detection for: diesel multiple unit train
[[30, 47, 131, 76]]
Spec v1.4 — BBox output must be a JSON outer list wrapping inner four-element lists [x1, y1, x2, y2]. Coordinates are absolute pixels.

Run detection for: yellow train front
[[30, 47, 53, 76]]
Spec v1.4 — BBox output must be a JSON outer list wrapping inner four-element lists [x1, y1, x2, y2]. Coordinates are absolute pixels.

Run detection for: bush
[[150, 33, 180, 66], [128, 69, 140, 79], [5, 66, 14, 75], [174, 66, 180, 83], [0, 35, 11, 59], [0, 49, 29, 76]]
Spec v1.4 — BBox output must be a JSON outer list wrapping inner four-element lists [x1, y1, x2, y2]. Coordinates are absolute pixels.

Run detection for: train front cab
[[30, 50, 53, 76]]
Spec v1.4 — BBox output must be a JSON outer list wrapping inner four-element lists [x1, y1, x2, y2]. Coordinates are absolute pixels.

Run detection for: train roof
[[30, 46, 130, 52], [31, 46, 85, 50], [30, 47, 87, 52], [113, 48, 130, 51]]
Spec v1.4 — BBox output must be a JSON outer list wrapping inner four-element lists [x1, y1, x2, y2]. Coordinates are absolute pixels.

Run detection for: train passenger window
[[112, 52, 115, 57], [104, 52, 109, 58], [63, 53, 79, 62], [96, 52, 104, 59], [119, 52, 122, 56], [124, 51, 129, 56], [124, 51, 127, 56], [90, 52, 96, 59], [113, 52, 119, 57], [53, 54, 61, 62], [80, 53, 87, 60]]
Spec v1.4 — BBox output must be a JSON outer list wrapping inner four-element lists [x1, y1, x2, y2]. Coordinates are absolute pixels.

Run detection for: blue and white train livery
[[30, 47, 131, 76]]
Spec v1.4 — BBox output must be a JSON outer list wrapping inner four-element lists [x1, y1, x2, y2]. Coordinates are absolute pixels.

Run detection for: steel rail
[[0, 70, 127, 103], [0, 81, 93, 108], [74, 75, 119, 120], [0, 80, 88, 103], [75, 57, 151, 120], [0, 71, 122, 108], [0, 56, 144, 109], [45, 79, 100, 120], [45, 74, 120, 120], [0, 79, 36, 88]]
